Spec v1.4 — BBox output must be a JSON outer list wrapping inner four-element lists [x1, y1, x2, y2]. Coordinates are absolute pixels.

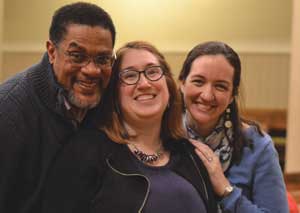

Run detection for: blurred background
[[0, 0, 292, 108], [0, 0, 299, 207]]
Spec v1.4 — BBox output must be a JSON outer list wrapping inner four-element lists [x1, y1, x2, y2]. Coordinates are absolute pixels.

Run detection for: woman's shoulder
[[230, 125, 280, 175], [242, 125, 275, 155], [166, 137, 191, 150]]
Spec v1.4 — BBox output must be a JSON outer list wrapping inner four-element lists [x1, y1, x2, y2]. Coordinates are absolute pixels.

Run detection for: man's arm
[[0, 112, 26, 213]]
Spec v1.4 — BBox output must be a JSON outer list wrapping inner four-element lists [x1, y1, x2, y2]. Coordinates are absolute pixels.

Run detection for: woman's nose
[[137, 73, 151, 88], [200, 85, 215, 101]]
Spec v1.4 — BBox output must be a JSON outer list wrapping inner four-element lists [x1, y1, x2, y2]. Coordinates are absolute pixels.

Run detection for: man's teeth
[[78, 81, 97, 88]]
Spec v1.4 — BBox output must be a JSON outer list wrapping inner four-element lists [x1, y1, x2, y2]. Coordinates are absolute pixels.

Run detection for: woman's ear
[[179, 81, 185, 94], [229, 96, 234, 104]]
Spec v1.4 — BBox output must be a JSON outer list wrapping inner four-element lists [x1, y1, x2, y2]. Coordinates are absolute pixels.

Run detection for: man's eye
[[69, 52, 86, 63], [96, 55, 111, 65]]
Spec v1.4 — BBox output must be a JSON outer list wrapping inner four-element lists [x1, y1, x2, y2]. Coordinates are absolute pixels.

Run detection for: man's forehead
[[62, 24, 113, 48], [65, 40, 113, 55]]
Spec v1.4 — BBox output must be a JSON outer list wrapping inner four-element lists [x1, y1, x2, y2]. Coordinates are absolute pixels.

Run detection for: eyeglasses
[[119, 66, 165, 85], [64, 50, 116, 69]]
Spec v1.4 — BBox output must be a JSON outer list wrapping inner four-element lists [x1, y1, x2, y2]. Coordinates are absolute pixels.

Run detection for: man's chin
[[68, 93, 101, 110]]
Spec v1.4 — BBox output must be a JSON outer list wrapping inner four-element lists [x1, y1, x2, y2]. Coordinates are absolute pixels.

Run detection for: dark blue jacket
[[0, 53, 95, 213]]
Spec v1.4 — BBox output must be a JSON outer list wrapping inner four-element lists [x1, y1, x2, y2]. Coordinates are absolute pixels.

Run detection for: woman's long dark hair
[[179, 41, 262, 163]]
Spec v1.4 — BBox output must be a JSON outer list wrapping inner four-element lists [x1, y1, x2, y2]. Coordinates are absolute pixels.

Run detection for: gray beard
[[67, 90, 100, 110]]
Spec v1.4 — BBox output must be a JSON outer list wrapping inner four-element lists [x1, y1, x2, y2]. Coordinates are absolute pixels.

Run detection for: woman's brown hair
[[100, 41, 184, 144]]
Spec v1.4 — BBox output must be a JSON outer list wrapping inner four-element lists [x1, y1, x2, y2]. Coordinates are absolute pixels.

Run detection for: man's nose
[[81, 60, 102, 77]]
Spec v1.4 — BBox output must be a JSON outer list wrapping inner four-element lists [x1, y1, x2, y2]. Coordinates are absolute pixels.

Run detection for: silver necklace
[[129, 143, 164, 164]]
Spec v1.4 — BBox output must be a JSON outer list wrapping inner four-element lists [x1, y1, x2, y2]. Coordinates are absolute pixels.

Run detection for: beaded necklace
[[129, 143, 164, 164]]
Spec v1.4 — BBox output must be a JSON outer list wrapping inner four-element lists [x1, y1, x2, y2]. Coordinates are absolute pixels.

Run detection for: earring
[[224, 107, 232, 128]]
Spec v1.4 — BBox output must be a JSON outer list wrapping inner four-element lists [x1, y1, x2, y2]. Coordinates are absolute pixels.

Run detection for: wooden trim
[[284, 173, 300, 183], [241, 108, 287, 131]]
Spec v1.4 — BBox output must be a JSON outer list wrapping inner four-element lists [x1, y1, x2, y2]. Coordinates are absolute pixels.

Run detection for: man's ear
[[46, 40, 56, 64]]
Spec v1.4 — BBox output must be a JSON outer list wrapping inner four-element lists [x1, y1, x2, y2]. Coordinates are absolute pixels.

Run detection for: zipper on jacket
[[106, 159, 150, 213], [188, 153, 209, 201]]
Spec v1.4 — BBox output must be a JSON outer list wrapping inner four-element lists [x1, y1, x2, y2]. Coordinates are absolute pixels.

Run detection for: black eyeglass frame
[[63, 50, 116, 69], [119, 65, 165, 85], [53, 42, 116, 69]]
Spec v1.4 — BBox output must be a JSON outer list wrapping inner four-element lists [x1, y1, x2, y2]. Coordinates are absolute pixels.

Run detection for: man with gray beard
[[0, 2, 116, 213]]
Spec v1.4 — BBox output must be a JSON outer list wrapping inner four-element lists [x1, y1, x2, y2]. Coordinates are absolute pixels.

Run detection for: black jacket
[[0, 53, 95, 213], [42, 130, 218, 213]]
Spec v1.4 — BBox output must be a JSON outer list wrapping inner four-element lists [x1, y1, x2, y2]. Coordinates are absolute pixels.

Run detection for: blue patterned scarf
[[183, 113, 233, 172]]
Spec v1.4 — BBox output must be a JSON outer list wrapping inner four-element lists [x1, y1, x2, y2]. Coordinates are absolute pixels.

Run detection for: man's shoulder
[[0, 70, 34, 108], [0, 55, 49, 103], [0, 53, 48, 103], [0, 64, 45, 125]]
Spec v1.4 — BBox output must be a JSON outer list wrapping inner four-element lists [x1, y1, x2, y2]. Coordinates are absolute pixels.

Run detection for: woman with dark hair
[[179, 41, 288, 212], [42, 41, 218, 213]]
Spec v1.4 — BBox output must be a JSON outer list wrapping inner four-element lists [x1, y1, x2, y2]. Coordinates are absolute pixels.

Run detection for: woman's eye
[[192, 80, 204, 86], [123, 72, 137, 80], [147, 70, 158, 76], [216, 84, 228, 91]]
